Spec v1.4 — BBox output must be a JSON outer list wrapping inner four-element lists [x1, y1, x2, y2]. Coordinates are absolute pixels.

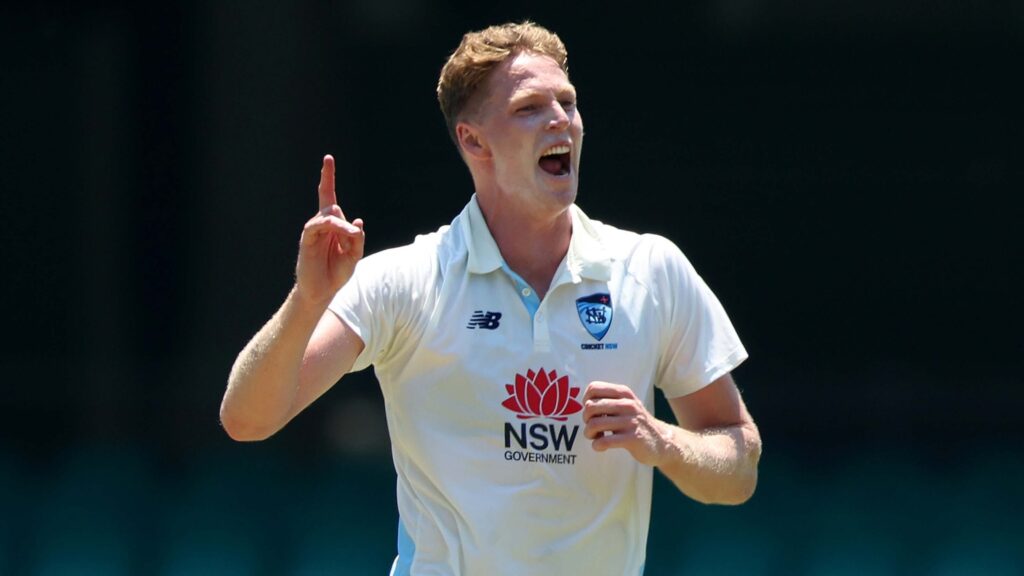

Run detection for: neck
[[477, 194, 572, 300]]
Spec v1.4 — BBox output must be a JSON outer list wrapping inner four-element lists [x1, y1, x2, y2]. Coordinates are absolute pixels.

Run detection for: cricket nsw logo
[[576, 293, 613, 341], [501, 368, 583, 421]]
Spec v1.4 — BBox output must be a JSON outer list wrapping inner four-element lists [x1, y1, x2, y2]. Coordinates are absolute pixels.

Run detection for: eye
[[516, 104, 538, 113], [560, 99, 576, 111]]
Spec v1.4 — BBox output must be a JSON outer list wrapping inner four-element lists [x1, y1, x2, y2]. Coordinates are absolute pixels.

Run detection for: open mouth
[[538, 144, 571, 176]]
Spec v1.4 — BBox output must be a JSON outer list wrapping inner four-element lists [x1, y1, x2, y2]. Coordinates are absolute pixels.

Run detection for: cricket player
[[222, 21, 762, 575]]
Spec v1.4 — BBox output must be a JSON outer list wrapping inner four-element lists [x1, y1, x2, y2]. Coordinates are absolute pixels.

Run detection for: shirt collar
[[461, 195, 612, 283], [463, 195, 504, 275], [567, 204, 613, 283]]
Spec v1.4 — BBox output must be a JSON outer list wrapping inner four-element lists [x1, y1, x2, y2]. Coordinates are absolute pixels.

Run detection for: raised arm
[[220, 155, 367, 441], [582, 374, 761, 505]]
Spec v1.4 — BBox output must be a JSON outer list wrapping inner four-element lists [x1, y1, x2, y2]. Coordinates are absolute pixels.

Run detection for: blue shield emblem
[[576, 293, 613, 341]]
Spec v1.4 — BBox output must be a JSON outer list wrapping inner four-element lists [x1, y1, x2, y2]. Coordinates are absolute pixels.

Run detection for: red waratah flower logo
[[501, 368, 583, 421]]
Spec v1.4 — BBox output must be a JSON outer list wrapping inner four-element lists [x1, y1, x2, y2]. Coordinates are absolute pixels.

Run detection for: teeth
[[541, 145, 571, 157]]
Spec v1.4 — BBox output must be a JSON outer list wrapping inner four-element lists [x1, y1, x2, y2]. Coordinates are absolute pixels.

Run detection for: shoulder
[[585, 215, 692, 273], [360, 223, 460, 270], [578, 213, 702, 305], [574, 206, 682, 259], [622, 234, 698, 302], [631, 233, 693, 273], [355, 224, 459, 280]]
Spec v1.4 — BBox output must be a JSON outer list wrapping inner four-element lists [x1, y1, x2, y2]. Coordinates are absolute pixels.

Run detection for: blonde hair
[[437, 21, 568, 145]]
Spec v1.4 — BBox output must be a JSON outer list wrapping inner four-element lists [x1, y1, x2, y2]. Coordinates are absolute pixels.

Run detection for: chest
[[383, 270, 662, 426]]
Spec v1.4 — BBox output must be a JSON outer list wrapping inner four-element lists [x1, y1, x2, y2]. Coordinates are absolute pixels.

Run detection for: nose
[[547, 104, 570, 131]]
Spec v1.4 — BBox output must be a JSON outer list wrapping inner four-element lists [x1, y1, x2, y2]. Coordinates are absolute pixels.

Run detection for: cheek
[[507, 138, 538, 170], [493, 149, 535, 181]]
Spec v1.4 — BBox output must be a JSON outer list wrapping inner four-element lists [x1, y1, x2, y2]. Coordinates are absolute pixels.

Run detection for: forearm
[[221, 287, 327, 441], [656, 421, 762, 505]]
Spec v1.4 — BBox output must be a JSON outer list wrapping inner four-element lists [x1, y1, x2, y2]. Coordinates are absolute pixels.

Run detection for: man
[[222, 21, 761, 575]]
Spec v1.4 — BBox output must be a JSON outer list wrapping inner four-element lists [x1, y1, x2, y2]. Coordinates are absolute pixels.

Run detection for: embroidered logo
[[501, 368, 583, 421], [466, 310, 502, 330], [576, 293, 613, 341]]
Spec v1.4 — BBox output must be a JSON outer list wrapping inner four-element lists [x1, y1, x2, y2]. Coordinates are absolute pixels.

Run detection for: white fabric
[[329, 196, 747, 575]]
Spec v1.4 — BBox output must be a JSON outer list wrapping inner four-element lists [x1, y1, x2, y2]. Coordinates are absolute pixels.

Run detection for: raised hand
[[295, 154, 365, 307], [582, 381, 674, 467]]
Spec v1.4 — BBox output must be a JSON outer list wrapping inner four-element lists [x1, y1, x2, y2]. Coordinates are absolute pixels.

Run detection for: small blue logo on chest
[[576, 293, 613, 341]]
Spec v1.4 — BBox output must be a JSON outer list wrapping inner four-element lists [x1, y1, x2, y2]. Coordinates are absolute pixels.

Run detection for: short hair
[[437, 21, 569, 146]]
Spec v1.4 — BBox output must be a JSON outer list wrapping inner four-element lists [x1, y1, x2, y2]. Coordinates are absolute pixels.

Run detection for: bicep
[[288, 310, 366, 422], [667, 373, 753, 432]]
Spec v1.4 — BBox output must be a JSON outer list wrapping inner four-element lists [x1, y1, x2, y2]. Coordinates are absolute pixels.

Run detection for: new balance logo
[[467, 310, 502, 330]]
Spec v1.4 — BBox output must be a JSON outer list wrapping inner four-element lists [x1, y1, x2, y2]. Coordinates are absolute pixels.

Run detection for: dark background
[[2, 1, 1022, 574]]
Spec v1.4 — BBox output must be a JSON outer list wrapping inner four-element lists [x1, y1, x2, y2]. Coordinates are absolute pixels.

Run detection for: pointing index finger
[[318, 154, 338, 211]]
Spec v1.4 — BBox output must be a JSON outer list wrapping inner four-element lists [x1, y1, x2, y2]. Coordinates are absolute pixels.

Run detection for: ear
[[456, 121, 490, 160]]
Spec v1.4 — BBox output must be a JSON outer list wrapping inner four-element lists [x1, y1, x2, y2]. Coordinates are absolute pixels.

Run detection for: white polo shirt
[[329, 196, 747, 576]]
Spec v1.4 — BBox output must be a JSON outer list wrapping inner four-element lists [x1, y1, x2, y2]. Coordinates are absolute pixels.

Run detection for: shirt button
[[521, 288, 532, 297]]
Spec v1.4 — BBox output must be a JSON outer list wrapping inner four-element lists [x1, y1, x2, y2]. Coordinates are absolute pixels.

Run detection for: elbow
[[219, 404, 279, 442], [719, 469, 759, 505], [696, 436, 762, 506], [719, 433, 762, 505], [722, 437, 762, 505], [692, 468, 758, 506]]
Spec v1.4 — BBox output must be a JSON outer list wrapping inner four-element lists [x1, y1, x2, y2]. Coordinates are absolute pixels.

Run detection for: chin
[[545, 181, 578, 208]]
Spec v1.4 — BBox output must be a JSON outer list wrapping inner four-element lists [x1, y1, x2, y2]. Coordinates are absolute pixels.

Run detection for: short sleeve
[[327, 243, 438, 373], [328, 255, 392, 372], [647, 236, 747, 398]]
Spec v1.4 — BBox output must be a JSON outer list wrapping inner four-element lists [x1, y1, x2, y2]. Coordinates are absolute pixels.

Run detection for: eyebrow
[[510, 85, 577, 102]]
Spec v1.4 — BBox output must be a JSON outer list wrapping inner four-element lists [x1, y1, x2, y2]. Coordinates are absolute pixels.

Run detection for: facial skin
[[457, 51, 584, 219]]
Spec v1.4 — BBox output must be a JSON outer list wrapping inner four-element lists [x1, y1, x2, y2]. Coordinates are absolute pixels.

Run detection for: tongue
[[539, 157, 563, 175]]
